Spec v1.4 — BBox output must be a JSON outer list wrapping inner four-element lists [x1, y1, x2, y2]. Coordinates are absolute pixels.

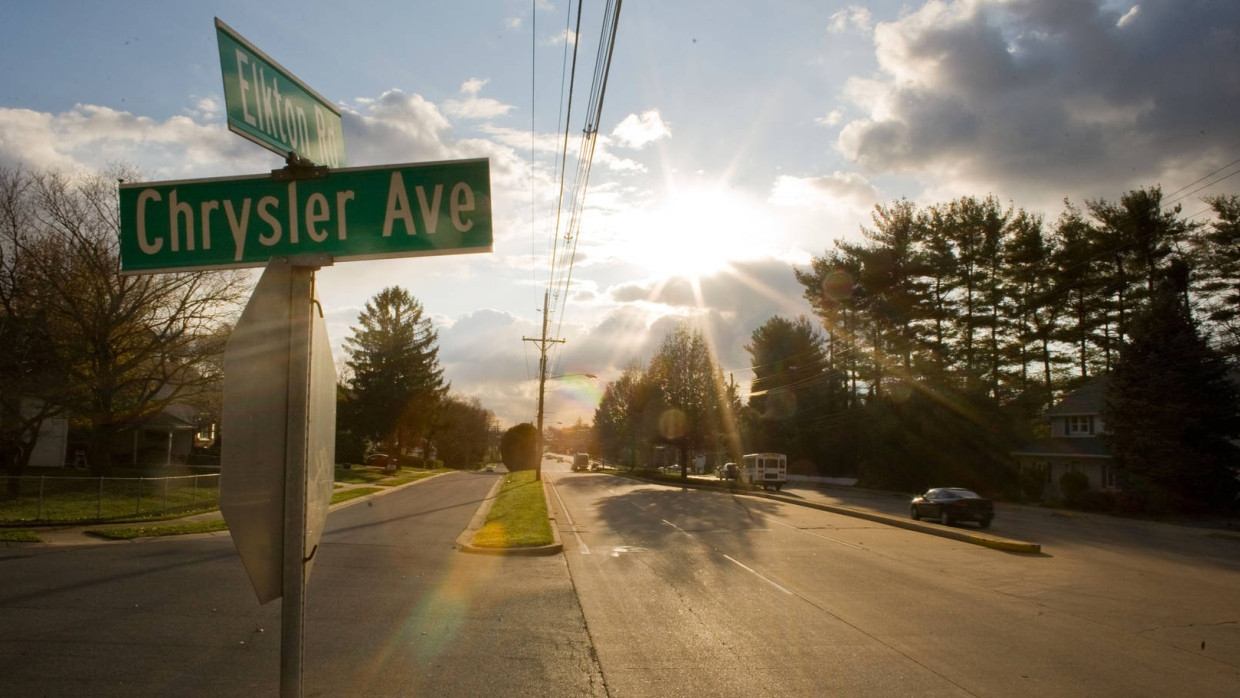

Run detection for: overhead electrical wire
[[554, 0, 623, 341], [543, 0, 623, 377], [546, 0, 584, 308]]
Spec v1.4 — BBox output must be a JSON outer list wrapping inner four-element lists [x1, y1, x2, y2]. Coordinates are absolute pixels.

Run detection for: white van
[[740, 453, 787, 491]]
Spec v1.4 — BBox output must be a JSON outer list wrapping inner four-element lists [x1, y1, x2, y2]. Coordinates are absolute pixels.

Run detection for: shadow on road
[[554, 473, 786, 560]]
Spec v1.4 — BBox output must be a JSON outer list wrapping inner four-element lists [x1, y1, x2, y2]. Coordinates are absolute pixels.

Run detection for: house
[[113, 403, 207, 467], [12, 397, 70, 468], [1011, 377, 1119, 499]]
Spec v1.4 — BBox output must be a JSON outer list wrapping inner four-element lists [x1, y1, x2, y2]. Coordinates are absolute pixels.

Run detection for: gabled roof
[[134, 411, 197, 430], [1047, 376, 1110, 417]]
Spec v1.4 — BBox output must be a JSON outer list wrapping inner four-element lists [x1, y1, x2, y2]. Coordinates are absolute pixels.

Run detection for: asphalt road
[[4, 462, 1239, 696], [0, 470, 603, 697], [543, 462, 1240, 697]]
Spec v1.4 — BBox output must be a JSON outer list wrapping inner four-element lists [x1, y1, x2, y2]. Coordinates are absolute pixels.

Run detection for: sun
[[621, 185, 771, 279]]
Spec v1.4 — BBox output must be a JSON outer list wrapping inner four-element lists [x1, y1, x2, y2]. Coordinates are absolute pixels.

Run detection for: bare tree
[[3, 165, 249, 475]]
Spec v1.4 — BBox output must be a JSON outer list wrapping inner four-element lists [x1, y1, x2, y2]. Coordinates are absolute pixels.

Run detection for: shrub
[[1075, 490, 1117, 512], [500, 423, 538, 471], [335, 430, 366, 465], [1018, 468, 1046, 502], [1059, 470, 1090, 506]]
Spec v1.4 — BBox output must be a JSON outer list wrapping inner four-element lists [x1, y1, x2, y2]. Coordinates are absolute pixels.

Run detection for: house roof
[[138, 412, 197, 430], [1012, 436, 1112, 459], [1047, 376, 1110, 417]]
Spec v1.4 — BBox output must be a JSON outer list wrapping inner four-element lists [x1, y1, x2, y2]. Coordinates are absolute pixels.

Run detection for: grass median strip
[[0, 529, 42, 543], [87, 519, 229, 540], [471, 470, 553, 548]]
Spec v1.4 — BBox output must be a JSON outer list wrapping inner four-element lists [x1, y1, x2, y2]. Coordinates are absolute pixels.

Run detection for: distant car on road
[[910, 487, 994, 528], [572, 453, 590, 471]]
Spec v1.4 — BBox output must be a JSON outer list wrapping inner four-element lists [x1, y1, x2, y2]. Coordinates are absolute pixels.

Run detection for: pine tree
[[343, 287, 447, 459], [1104, 265, 1240, 512]]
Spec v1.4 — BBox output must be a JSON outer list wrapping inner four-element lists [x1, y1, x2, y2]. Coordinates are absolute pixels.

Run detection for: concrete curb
[[455, 474, 564, 556], [610, 470, 1042, 554]]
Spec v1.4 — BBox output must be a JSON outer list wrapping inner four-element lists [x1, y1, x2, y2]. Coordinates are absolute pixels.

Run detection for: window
[[1100, 463, 1119, 490], [1065, 415, 1094, 435]]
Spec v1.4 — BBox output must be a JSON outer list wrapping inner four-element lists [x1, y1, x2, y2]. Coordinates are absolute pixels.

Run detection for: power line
[[548, 0, 623, 341]]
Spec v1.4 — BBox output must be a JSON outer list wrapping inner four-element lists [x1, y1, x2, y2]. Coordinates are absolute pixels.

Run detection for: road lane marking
[[548, 478, 590, 555], [764, 517, 868, 551], [659, 517, 793, 595], [722, 555, 794, 596]]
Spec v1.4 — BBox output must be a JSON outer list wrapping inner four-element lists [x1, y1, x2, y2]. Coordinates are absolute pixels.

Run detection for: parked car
[[910, 487, 994, 528], [365, 453, 392, 467], [717, 462, 738, 480]]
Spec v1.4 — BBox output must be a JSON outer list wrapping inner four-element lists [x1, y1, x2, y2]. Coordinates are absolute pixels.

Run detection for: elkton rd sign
[[118, 158, 492, 274], [216, 18, 346, 167]]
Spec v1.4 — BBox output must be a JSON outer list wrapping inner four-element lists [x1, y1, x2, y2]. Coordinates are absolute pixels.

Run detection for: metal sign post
[[281, 260, 312, 698], [220, 255, 335, 698]]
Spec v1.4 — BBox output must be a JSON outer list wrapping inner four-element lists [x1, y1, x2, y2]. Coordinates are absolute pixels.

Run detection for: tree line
[[1, 165, 248, 481], [594, 187, 1240, 512]]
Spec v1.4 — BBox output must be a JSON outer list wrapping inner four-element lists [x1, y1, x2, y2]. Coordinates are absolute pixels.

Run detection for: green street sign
[[119, 158, 492, 274], [216, 18, 346, 167]]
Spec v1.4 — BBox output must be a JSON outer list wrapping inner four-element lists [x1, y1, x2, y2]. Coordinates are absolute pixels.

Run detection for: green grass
[[0, 464, 446, 527], [471, 470, 553, 548], [0, 529, 41, 542], [0, 475, 220, 525], [331, 486, 382, 504], [86, 519, 229, 540], [334, 466, 390, 484], [379, 468, 449, 487]]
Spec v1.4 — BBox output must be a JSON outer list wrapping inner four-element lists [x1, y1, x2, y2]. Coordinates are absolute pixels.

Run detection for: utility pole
[[524, 290, 564, 480]]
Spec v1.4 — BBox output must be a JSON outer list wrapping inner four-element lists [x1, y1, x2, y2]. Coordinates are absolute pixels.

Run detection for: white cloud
[[815, 109, 844, 127], [183, 96, 220, 122], [543, 28, 578, 47], [770, 172, 879, 217], [610, 109, 671, 149], [443, 78, 515, 120], [0, 104, 272, 178], [833, 0, 1240, 210], [828, 5, 873, 34]]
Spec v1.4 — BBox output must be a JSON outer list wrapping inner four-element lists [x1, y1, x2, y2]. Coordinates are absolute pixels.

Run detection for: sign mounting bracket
[[272, 152, 331, 182]]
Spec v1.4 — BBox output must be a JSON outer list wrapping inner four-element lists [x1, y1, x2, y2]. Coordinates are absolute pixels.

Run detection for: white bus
[[740, 453, 787, 491]]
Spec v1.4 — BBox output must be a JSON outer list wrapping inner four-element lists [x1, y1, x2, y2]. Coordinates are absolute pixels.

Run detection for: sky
[[2, 0, 1238, 429]]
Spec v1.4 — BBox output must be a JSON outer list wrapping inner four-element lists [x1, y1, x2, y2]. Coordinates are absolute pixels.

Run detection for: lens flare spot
[[658, 409, 687, 440], [822, 270, 854, 302]]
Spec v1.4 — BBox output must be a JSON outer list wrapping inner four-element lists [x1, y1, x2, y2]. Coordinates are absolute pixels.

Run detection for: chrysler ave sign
[[118, 159, 492, 273], [216, 18, 345, 167]]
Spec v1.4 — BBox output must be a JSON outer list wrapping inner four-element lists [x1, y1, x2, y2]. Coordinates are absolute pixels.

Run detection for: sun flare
[[619, 186, 771, 279]]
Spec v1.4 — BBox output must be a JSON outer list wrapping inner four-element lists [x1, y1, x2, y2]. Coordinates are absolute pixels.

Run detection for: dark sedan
[[910, 487, 994, 528]]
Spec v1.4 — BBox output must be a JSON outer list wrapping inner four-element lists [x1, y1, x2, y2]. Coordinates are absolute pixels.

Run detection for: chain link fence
[[0, 473, 221, 524]]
